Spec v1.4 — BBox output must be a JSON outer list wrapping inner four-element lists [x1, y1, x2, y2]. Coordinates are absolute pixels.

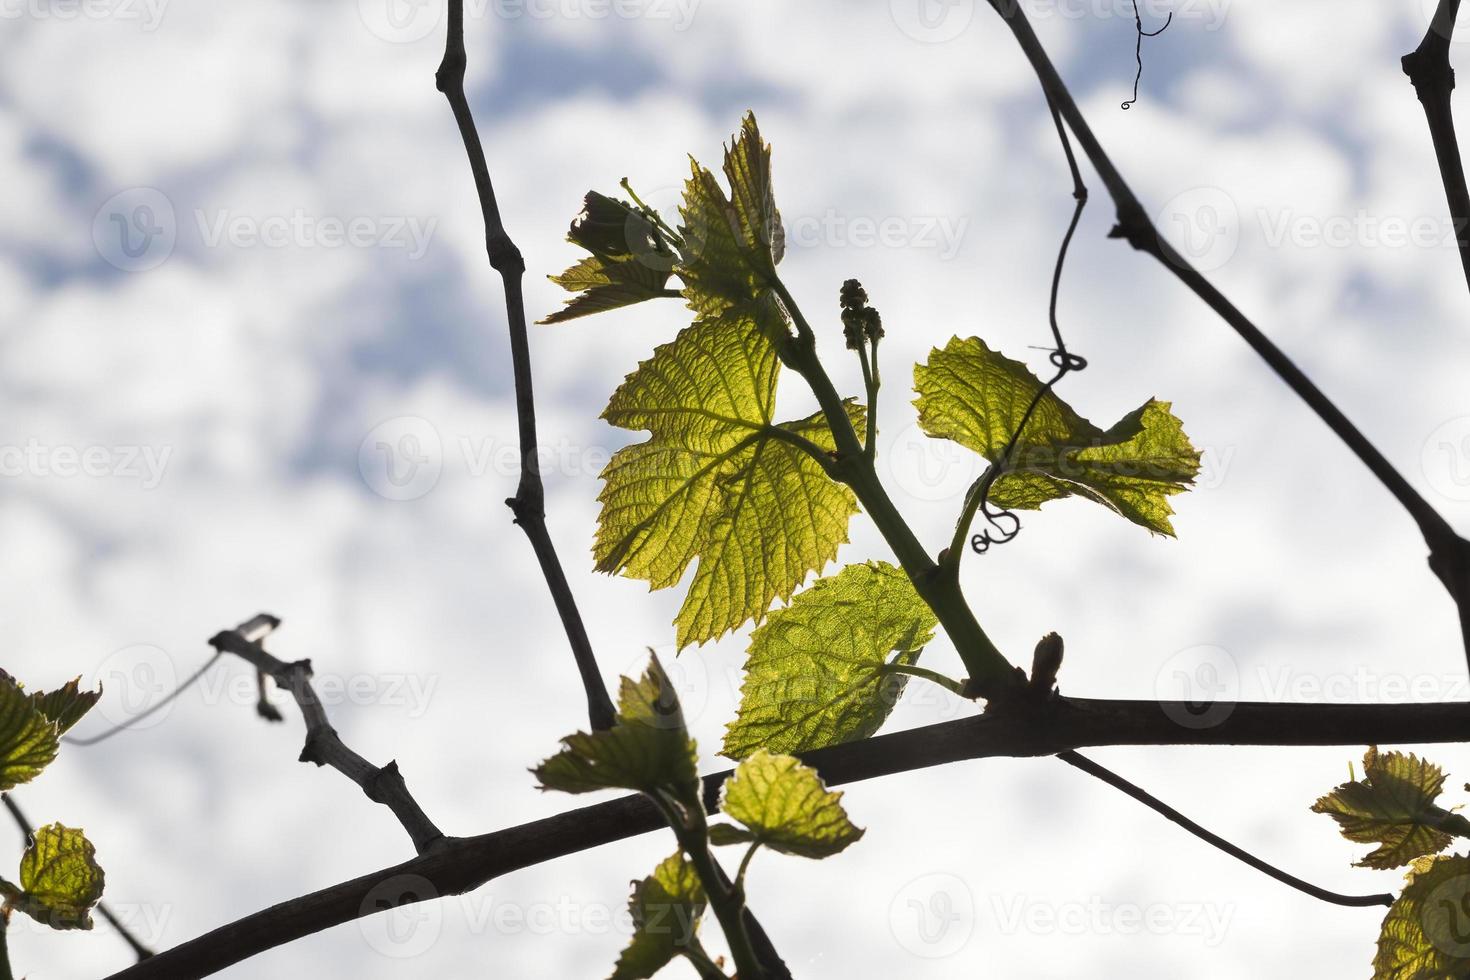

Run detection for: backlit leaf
[[540, 192, 677, 325], [0, 676, 58, 792], [533, 655, 701, 811], [723, 561, 936, 759], [708, 750, 863, 859], [594, 312, 862, 647], [32, 677, 102, 736], [914, 337, 1200, 535], [1313, 747, 1470, 870], [1374, 853, 1470, 979], [2, 824, 105, 930], [609, 852, 707, 980]]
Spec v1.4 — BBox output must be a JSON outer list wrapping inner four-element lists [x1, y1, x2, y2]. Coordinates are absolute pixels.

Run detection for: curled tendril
[[1122, 2, 1172, 110], [970, 97, 1089, 557], [968, 347, 1084, 555]]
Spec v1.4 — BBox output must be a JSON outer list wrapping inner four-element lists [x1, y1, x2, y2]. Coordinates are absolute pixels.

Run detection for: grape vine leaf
[[0, 676, 59, 792], [707, 750, 864, 859], [533, 655, 702, 811], [540, 192, 677, 325], [1313, 747, 1470, 870], [594, 313, 864, 648], [722, 561, 937, 759], [1374, 853, 1470, 979], [610, 852, 708, 980], [32, 677, 102, 736], [0, 823, 105, 930], [547, 114, 855, 647], [914, 336, 1201, 535]]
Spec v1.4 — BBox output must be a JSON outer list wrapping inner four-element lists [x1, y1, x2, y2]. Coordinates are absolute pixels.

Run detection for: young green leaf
[[707, 750, 863, 859], [533, 655, 702, 811], [609, 852, 708, 980], [914, 336, 1201, 535], [1312, 747, 1470, 869], [594, 312, 863, 647], [0, 676, 59, 792], [540, 192, 677, 325], [720, 111, 783, 267], [676, 114, 784, 324], [32, 677, 102, 736], [722, 561, 938, 759], [1374, 853, 1470, 979], [0, 823, 105, 930]]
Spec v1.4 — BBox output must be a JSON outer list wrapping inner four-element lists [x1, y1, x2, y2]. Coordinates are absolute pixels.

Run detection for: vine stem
[[766, 274, 1022, 698], [435, 0, 616, 732], [684, 940, 729, 980], [650, 793, 766, 980], [983, 0, 1470, 669], [0, 913, 11, 980], [882, 662, 967, 696], [1057, 751, 1392, 907]]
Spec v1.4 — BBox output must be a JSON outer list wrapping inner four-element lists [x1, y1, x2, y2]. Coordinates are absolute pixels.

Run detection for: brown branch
[[434, 0, 616, 732], [1056, 751, 1391, 908], [1404, 0, 1470, 298], [0, 795, 157, 961], [983, 0, 1470, 667], [104, 697, 1470, 980], [209, 615, 446, 855]]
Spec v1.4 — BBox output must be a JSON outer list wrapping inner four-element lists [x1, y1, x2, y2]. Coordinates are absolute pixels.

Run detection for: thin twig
[[435, 0, 616, 732], [1056, 750, 1391, 907], [62, 652, 222, 747], [1, 795, 157, 960], [104, 696, 1470, 980], [984, 0, 1470, 669], [209, 615, 446, 855], [946, 96, 1088, 568], [1404, 0, 1470, 298]]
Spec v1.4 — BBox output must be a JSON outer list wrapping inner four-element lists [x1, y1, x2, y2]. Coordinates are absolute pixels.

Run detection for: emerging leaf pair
[[1314, 748, 1470, 979], [534, 656, 862, 979], [0, 673, 106, 932]]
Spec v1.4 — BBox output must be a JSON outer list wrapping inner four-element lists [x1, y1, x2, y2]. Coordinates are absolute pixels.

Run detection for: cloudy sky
[[6, 0, 1470, 976]]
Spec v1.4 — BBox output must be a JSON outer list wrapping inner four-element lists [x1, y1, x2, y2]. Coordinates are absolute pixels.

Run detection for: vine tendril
[[1122, 1, 1172, 110], [970, 97, 1089, 555]]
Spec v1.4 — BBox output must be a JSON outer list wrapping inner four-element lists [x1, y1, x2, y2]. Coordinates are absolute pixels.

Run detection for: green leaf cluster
[[537, 656, 862, 979]]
